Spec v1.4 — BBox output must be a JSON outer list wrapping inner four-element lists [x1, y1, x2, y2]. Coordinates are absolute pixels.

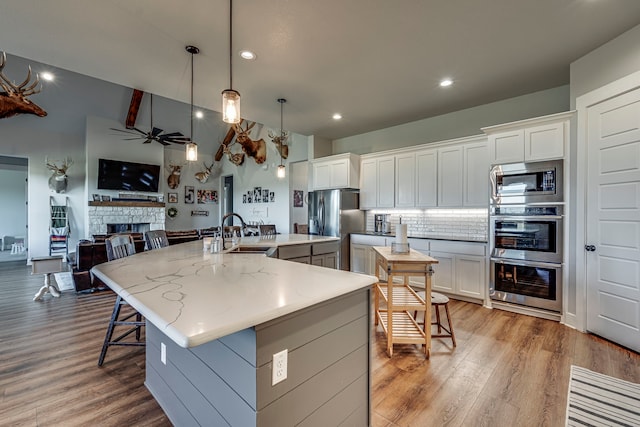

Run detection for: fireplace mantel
[[88, 201, 165, 208]]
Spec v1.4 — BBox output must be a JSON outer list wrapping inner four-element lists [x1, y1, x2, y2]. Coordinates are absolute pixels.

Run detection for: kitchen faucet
[[220, 212, 246, 249]]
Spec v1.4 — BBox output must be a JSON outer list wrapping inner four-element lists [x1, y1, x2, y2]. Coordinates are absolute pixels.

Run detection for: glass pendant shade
[[186, 142, 198, 161], [277, 164, 286, 179], [222, 89, 241, 124]]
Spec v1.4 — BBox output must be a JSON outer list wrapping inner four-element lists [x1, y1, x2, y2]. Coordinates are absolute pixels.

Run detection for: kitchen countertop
[[230, 233, 339, 247], [91, 237, 375, 349], [353, 231, 487, 243]]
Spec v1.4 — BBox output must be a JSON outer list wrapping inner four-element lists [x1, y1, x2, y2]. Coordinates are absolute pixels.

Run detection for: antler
[[0, 52, 41, 96]]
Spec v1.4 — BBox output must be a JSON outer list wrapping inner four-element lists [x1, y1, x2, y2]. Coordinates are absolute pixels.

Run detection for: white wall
[[0, 164, 27, 242], [332, 86, 569, 154], [0, 122, 86, 259]]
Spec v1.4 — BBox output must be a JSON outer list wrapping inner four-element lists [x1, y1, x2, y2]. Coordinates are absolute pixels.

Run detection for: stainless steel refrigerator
[[308, 189, 365, 271]]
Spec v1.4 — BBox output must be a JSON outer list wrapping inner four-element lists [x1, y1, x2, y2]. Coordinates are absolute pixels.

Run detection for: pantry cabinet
[[483, 111, 574, 165]]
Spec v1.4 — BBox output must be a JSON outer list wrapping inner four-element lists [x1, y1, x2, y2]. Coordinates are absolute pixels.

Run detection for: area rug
[[566, 365, 640, 426]]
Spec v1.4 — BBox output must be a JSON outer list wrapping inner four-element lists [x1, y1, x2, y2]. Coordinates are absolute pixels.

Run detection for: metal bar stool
[[416, 291, 456, 347]]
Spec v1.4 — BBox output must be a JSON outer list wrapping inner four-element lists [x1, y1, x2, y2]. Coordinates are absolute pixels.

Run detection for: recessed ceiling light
[[440, 78, 453, 87], [41, 71, 54, 81], [332, 113, 342, 120], [239, 50, 256, 60], [195, 110, 204, 119]]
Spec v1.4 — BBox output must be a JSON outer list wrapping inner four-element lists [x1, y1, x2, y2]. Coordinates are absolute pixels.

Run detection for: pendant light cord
[[229, 0, 233, 90], [190, 50, 194, 141]]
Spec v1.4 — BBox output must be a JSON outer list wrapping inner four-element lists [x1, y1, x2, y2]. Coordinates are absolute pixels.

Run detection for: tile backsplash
[[366, 209, 488, 241]]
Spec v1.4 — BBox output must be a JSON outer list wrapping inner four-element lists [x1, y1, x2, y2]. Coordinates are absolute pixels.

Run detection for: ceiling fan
[[111, 92, 191, 146]]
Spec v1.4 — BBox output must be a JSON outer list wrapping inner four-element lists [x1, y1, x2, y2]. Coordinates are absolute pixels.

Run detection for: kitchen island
[[92, 236, 377, 426]]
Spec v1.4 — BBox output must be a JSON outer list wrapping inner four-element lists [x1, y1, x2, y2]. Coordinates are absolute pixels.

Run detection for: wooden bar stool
[[417, 291, 456, 347]]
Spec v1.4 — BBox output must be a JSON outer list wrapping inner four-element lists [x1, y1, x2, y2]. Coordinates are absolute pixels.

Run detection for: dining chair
[[144, 230, 169, 250], [259, 224, 277, 237], [98, 234, 145, 366], [294, 223, 309, 234]]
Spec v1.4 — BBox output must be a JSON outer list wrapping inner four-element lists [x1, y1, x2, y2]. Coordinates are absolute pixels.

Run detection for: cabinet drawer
[[429, 240, 486, 257], [278, 244, 311, 259], [312, 240, 339, 255]]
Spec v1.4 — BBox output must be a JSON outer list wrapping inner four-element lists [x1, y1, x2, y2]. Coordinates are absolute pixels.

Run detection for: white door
[[586, 88, 640, 352]]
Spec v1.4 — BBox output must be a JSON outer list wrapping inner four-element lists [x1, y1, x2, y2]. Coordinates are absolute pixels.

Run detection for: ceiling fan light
[[222, 89, 241, 124], [277, 164, 286, 179], [186, 142, 198, 161]]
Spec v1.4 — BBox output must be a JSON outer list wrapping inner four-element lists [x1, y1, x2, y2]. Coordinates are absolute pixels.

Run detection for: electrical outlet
[[272, 349, 288, 386], [161, 342, 166, 365]]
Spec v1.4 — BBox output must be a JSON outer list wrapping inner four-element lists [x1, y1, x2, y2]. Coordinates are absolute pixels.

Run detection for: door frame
[[574, 69, 640, 332]]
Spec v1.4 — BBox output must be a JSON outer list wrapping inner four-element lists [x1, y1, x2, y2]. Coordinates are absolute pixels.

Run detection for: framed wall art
[[184, 186, 195, 204], [168, 192, 178, 203]]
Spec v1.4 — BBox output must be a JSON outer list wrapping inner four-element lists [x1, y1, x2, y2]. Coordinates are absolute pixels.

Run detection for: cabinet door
[[350, 244, 367, 273], [524, 122, 564, 161], [359, 159, 377, 209], [323, 253, 338, 270], [455, 256, 486, 299], [430, 251, 455, 293], [489, 129, 524, 164], [330, 160, 349, 188], [377, 157, 395, 207], [395, 153, 415, 207], [463, 141, 489, 207], [313, 163, 331, 190], [311, 255, 324, 267], [438, 146, 463, 207], [416, 149, 437, 207]]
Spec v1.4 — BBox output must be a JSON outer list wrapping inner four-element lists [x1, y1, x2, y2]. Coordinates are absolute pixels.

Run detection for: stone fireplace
[[88, 202, 164, 237]]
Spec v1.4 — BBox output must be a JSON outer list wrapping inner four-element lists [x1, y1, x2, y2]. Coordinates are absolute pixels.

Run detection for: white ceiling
[[2, 0, 640, 140]]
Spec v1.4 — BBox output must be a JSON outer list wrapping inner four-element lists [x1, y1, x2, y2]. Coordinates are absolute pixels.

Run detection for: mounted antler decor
[[166, 163, 183, 189], [0, 52, 47, 119], [214, 119, 267, 166], [268, 99, 289, 161], [46, 157, 72, 193], [194, 162, 220, 183]]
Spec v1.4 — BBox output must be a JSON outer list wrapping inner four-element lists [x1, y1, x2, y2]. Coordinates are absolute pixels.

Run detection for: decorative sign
[[197, 189, 218, 204], [191, 210, 209, 216], [184, 186, 194, 204]]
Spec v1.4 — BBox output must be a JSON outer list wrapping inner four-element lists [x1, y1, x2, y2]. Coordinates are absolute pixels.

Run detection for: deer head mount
[[0, 52, 47, 119], [214, 119, 267, 167], [194, 162, 220, 183], [166, 163, 184, 189], [46, 157, 72, 193], [268, 129, 289, 159]]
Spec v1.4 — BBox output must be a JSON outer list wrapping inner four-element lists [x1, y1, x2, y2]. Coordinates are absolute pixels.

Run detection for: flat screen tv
[[97, 158, 161, 193]]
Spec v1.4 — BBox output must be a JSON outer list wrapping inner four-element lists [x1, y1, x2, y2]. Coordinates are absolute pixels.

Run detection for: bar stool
[[98, 234, 145, 366], [416, 291, 456, 347]]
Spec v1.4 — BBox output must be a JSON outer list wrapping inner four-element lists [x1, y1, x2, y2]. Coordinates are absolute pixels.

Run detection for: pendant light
[[222, 0, 241, 123], [185, 45, 199, 161], [276, 98, 287, 179]]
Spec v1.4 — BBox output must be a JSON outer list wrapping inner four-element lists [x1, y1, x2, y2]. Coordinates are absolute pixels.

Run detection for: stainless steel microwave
[[490, 160, 563, 205]]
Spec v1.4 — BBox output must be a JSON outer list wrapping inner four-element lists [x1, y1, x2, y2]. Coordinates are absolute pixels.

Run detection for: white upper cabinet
[[483, 111, 575, 165], [310, 153, 360, 190], [359, 135, 488, 209], [438, 146, 463, 207], [395, 152, 416, 208], [415, 149, 438, 208], [359, 155, 394, 209], [463, 141, 490, 207]]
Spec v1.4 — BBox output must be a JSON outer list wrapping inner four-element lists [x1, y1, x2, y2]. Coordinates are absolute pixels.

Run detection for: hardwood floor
[[0, 260, 638, 426]]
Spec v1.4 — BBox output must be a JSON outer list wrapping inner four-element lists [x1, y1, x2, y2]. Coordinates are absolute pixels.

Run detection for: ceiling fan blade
[[143, 138, 153, 144], [161, 132, 184, 138], [151, 127, 164, 137], [110, 127, 139, 135], [131, 127, 148, 135], [158, 140, 170, 146]]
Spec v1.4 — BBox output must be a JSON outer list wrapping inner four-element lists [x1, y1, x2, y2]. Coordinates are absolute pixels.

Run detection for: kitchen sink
[[226, 246, 277, 257]]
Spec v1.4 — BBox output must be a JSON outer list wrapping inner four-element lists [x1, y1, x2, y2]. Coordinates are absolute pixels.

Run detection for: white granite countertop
[[91, 236, 375, 348], [228, 233, 339, 247]]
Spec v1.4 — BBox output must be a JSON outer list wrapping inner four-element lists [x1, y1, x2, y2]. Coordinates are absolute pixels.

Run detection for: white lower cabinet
[[400, 239, 487, 302]]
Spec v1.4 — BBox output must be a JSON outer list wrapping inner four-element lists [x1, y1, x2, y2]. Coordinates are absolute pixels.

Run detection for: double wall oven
[[489, 160, 563, 312]]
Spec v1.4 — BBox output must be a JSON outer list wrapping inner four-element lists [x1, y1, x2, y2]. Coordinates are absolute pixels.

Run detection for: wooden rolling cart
[[373, 246, 438, 358]]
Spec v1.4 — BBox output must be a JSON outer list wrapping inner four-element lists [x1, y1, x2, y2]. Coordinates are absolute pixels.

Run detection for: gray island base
[[91, 238, 377, 426], [145, 288, 370, 426]]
